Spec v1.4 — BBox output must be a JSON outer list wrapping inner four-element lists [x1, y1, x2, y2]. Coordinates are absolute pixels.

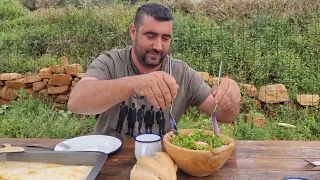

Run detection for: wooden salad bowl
[[163, 129, 235, 177]]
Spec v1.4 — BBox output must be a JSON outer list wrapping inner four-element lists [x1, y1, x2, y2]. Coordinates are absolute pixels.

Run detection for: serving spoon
[[211, 61, 223, 136]]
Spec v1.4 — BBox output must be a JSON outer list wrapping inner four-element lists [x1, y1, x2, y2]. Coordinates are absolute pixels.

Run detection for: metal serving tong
[[211, 61, 223, 136], [168, 54, 178, 135]]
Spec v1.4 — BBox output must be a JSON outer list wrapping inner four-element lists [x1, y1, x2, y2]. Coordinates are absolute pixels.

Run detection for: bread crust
[[130, 152, 177, 180]]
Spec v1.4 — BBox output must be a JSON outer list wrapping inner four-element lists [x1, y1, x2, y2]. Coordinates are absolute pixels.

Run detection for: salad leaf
[[172, 130, 226, 150]]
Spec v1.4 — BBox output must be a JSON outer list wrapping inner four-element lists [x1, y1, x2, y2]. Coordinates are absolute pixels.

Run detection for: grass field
[[0, 0, 319, 140]]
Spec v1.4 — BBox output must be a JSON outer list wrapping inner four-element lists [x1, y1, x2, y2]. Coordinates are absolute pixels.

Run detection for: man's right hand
[[132, 71, 179, 110]]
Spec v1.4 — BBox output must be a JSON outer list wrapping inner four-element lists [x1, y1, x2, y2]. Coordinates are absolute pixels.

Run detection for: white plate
[[54, 135, 122, 154]]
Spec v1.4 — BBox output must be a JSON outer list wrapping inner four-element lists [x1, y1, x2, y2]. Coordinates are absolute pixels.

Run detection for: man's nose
[[152, 38, 163, 52]]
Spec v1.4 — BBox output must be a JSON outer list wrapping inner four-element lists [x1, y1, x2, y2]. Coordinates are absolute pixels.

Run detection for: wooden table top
[[1, 138, 320, 180]]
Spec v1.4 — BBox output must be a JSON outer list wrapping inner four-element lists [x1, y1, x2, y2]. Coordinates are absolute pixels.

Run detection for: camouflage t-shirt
[[84, 46, 211, 140]]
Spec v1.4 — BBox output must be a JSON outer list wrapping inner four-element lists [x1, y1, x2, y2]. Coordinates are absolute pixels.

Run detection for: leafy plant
[[172, 129, 226, 150], [0, 89, 96, 138], [0, 0, 29, 21], [58, 109, 73, 117]]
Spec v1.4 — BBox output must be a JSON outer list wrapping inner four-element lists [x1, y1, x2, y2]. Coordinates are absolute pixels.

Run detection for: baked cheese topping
[[0, 161, 93, 180]]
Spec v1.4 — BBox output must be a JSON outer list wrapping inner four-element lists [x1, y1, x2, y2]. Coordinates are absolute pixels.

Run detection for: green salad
[[171, 130, 226, 150]]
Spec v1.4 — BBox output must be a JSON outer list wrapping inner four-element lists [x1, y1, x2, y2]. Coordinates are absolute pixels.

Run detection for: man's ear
[[129, 23, 136, 41]]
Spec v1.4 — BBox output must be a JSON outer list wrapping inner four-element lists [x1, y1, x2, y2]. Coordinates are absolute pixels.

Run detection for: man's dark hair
[[134, 3, 173, 29]]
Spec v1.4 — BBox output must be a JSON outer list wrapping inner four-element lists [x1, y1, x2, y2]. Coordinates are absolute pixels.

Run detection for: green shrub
[[0, 0, 29, 21], [1, 1, 319, 96], [0, 4, 136, 71], [0, 0, 319, 140]]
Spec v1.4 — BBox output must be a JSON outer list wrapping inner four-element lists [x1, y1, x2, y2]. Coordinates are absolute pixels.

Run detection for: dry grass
[[161, 0, 320, 21], [24, 0, 320, 23]]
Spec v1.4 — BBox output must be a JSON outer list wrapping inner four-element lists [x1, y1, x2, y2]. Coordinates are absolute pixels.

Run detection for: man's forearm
[[68, 76, 136, 115]]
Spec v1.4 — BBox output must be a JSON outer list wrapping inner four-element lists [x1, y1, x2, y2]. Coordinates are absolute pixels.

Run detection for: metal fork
[[304, 159, 320, 166], [211, 61, 223, 136], [168, 54, 178, 135], [169, 107, 178, 135]]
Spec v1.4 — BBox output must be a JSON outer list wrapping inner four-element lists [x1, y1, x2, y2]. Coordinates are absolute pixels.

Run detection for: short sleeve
[[84, 54, 114, 80], [186, 66, 212, 107]]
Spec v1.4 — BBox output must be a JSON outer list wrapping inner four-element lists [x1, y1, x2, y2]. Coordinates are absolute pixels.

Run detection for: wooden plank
[[235, 140, 320, 148], [2, 138, 320, 148], [233, 146, 320, 158], [124, 139, 320, 148], [1, 138, 319, 159], [13, 144, 319, 160], [6, 144, 320, 160], [2, 138, 320, 150], [106, 156, 136, 167], [223, 158, 320, 171], [105, 156, 320, 171], [177, 170, 320, 180], [95, 168, 320, 180], [101, 145, 320, 159]]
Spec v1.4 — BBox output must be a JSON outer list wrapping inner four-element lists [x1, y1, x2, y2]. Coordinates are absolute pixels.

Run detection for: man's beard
[[133, 41, 167, 68]]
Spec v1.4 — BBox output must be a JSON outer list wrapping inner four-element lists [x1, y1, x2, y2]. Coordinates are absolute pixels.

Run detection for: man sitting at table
[[67, 3, 241, 140]]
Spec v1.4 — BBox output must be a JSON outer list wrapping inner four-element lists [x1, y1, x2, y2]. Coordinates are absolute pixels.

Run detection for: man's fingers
[[157, 77, 172, 109], [144, 83, 160, 109], [133, 72, 180, 110], [217, 79, 230, 102], [213, 87, 223, 104], [219, 92, 234, 110], [220, 99, 233, 111], [151, 79, 167, 109], [163, 74, 178, 99]]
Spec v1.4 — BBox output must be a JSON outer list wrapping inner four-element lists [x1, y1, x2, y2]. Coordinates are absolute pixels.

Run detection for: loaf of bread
[[130, 152, 178, 180]]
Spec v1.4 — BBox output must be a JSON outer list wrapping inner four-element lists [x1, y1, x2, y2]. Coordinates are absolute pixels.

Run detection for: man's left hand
[[211, 77, 241, 113]]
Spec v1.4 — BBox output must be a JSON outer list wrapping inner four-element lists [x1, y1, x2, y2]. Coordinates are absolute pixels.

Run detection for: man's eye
[[147, 34, 155, 38], [163, 37, 170, 41]]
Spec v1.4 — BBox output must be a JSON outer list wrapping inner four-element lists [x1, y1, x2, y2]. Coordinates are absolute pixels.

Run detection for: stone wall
[[198, 72, 319, 107], [0, 56, 83, 110], [199, 71, 319, 128], [0, 57, 319, 111]]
